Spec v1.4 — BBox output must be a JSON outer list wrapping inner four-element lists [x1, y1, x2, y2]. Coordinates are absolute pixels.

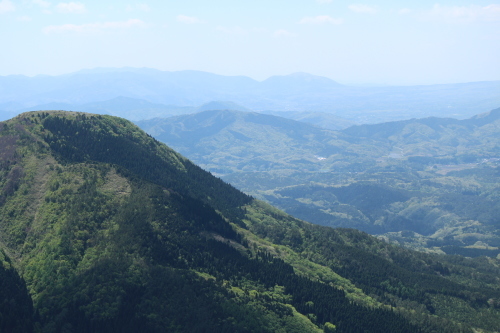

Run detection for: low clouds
[[215, 26, 268, 36], [126, 4, 151, 12], [177, 15, 201, 24], [56, 2, 86, 14], [427, 4, 500, 23], [32, 0, 50, 8], [43, 19, 144, 34], [0, 0, 15, 14], [348, 4, 377, 14], [28, 1, 87, 15], [300, 15, 343, 25]]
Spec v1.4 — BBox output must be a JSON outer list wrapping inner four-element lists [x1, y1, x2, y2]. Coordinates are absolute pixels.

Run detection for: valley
[[137, 108, 500, 257], [0, 111, 499, 332], [2, 0, 499, 330]]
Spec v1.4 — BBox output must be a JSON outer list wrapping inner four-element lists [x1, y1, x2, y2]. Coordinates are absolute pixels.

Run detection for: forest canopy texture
[[0, 111, 499, 333]]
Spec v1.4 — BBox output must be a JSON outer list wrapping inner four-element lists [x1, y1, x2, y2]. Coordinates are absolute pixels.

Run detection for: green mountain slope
[[1, 111, 500, 332], [0, 249, 33, 332], [135, 109, 368, 174], [136, 108, 500, 256], [136, 107, 500, 176]]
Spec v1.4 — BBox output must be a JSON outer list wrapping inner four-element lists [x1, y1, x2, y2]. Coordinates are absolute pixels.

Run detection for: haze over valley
[[1, 0, 500, 332], [136, 107, 500, 256], [1, 68, 500, 125]]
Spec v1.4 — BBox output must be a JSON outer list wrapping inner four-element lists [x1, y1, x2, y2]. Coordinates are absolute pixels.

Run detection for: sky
[[0, 0, 499, 85]]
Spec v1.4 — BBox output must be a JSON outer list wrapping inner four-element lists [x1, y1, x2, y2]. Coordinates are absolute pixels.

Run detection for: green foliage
[[1, 111, 499, 333], [243, 201, 500, 332], [0, 249, 34, 333], [241, 166, 500, 255], [324, 322, 337, 333], [41, 113, 252, 218], [136, 108, 500, 257]]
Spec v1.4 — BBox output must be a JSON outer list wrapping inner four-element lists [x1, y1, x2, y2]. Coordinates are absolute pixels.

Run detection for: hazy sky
[[1, 0, 499, 85]]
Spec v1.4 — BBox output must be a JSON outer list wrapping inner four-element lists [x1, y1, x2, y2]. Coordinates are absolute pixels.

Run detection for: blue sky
[[1, 0, 499, 85]]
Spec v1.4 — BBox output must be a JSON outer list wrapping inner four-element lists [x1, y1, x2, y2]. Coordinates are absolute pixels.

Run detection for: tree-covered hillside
[[1, 111, 500, 332], [135, 109, 362, 174], [138, 108, 500, 256]]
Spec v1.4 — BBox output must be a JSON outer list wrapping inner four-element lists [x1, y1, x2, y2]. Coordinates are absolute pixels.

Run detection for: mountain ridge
[[9, 98, 253, 122], [137, 107, 500, 257], [1, 111, 500, 332]]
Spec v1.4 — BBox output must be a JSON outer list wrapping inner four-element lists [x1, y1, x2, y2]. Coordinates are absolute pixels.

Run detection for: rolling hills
[[1, 111, 500, 332], [137, 108, 500, 257], [136, 109, 357, 174]]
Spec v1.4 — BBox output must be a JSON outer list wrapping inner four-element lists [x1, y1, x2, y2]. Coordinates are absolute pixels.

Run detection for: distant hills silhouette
[[1, 68, 499, 123]]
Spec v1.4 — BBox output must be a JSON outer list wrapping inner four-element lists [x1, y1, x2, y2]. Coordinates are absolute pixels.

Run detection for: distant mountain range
[[136, 109, 348, 174], [1, 67, 499, 124], [136, 108, 500, 175], [137, 107, 500, 257], [4, 97, 251, 122]]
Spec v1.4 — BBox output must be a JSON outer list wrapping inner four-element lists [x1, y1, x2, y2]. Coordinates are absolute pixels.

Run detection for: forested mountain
[[137, 108, 500, 257], [1, 68, 500, 123], [136, 109, 355, 174], [1, 111, 500, 332]]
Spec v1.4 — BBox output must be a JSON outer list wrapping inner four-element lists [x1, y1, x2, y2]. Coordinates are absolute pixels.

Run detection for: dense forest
[[137, 108, 500, 256], [0, 111, 499, 332]]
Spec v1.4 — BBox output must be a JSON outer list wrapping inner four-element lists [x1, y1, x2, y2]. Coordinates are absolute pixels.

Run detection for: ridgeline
[[0, 111, 499, 332]]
